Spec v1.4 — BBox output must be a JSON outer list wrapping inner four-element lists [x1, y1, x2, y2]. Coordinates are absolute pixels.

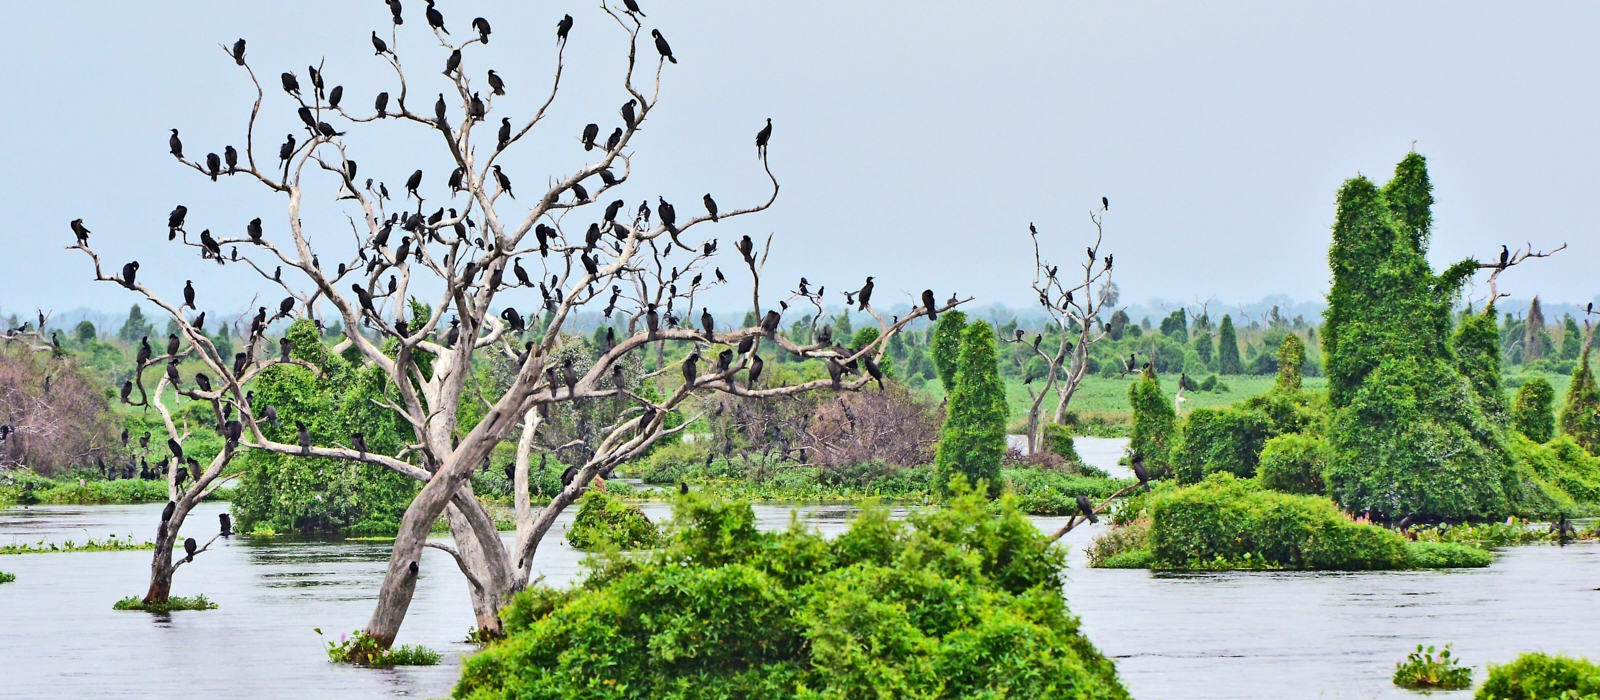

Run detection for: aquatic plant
[[0, 571, 14, 584], [318, 629, 440, 666], [113, 594, 217, 612], [1393, 644, 1472, 690], [565, 491, 659, 551], [1477, 652, 1600, 699], [456, 488, 1130, 699], [1, 535, 154, 555]]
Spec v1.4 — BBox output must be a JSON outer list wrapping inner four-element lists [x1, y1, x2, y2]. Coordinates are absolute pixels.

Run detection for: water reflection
[[1, 498, 1597, 699]]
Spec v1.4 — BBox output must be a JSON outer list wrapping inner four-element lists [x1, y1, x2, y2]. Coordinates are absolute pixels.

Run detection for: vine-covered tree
[[70, 3, 960, 650], [934, 321, 1006, 496], [1274, 333, 1304, 391], [930, 310, 967, 392], [1561, 347, 1600, 453], [1216, 314, 1242, 375], [1455, 307, 1508, 426], [1511, 376, 1556, 443], [1127, 365, 1175, 476]]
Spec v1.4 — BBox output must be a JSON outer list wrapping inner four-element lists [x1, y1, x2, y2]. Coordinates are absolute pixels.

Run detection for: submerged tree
[[1014, 216, 1117, 452], [71, 3, 959, 648]]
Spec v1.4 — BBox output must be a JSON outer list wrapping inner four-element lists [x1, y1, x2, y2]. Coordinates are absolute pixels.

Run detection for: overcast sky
[[3, 1, 1597, 320]]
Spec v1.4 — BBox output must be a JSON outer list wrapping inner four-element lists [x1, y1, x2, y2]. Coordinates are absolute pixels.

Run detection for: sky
[[2, 1, 1597, 323]]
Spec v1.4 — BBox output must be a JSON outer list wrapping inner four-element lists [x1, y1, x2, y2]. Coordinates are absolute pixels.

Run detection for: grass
[[1393, 644, 1473, 691], [113, 594, 218, 612], [0, 571, 14, 583], [1, 535, 154, 555], [318, 628, 441, 666]]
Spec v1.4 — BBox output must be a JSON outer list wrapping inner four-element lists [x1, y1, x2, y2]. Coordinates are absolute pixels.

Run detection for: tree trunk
[[445, 488, 517, 638], [362, 472, 453, 648], [142, 502, 187, 604]]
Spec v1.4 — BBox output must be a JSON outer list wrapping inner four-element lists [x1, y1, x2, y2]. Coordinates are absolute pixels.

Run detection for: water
[[3, 499, 1598, 699]]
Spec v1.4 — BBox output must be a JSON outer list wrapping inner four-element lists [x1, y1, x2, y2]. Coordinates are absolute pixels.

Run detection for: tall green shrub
[[1275, 333, 1305, 390], [1511, 377, 1556, 443], [1476, 652, 1600, 700], [1455, 306, 1509, 424], [1319, 153, 1516, 520], [1128, 366, 1176, 477], [929, 309, 968, 392], [1217, 315, 1243, 375], [1561, 316, 1584, 361], [935, 321, 1007, 496], [1560, 347, 1600, 454]]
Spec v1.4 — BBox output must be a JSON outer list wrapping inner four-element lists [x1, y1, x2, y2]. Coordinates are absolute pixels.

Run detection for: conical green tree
[[1275, 333, 1305, 391], [1217, 315, 1243, 375], [1320, 153, 1515, 520], [1560, 347, 1600, 453], [930, 310, 969, 392], [935, 320, 1007, 497], [1454, 306, 1508, 425], [1128, 365, 1176, 477], [1511, 377, 1556, 443]]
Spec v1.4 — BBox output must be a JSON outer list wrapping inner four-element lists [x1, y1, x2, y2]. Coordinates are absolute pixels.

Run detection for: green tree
[[1560, 347, 1600, 453], [1319, 153, 1516, 520], [1275, 333, 1305, 391], [851, 327, 895, 378], [1193, 329, 1215, 368], [1217, 314, 1243, 375], [929, 309, 968, 392], [1511, 377, 1556, 443], [1128, 366, 1176, 477], [1561, 316, 1583, 361], [1454, 307, 1508, 425], [1159, 310, 1188, 339], [74, 320, 96, 344], [117, 304, 152, 344], [934, 321, 1007, 496]]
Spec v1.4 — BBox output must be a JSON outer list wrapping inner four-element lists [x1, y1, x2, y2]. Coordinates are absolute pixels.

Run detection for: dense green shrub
[[1041, 423, 1080, 463], [1393, 644, 1472, 691], [1275, 334, 1305, 391], [1457, 307, 1510, 425], [1476, 652, 1600, 700], [565, 491, 660, 551], [1506, 434, 1600, 517], [458, 490, 1131, 700], [1147, 474, 1435, 571], [1321, 154, 1517, 520], [934, 321, 1008, 497], [1512, 377, 1557, 443], [1560, 348, 1600, 454], [929, 310, 968, 392], [319, 629, 441, 666], [1128, 367, 1176, 477], [1403, 542, 1492, 569], [1005, 469, 1132, 516], [1172, 407, 1272, 483], [1257, 434, 1332, 495], [39, 478, 169, 505], [1086, 519, 1150, 569], [1217, 315, 1243, 375]]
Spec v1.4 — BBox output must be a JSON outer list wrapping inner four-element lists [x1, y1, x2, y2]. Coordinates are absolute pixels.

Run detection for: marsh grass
[[317, 629, 441, 666], [113, 595, 218, 612], [2, 535, 154, 555], [1393, 644, 1472, 691]]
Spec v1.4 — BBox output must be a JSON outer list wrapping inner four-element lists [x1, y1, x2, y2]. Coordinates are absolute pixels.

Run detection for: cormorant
[[70, 219, 90, 246], [297, 421, 311, 455], [488, 70, 505, 96], [857, 276, 874, 310], [651, 29, 676, 63], [231, 38, 246, 65], [582, 123, 598, 150], [425, 0, 448, 33], [755, 118, 771, 158], [557, 14, 573, 43], [472, 17, 491, 43], [169, 129, 183, 158], [220, 513, 233, 536], [281, 72, 300, 96], [922, 289, 938, 320], [1076, 495, 1098, 523], [703, 194, 718, 222], [372, 31, 389, 55], [352, 432, 366, 457], [493, 165, 514, 199], [621, 99, 636, 129], [182, 281, 196, 310], [682, 351, 700, 388]]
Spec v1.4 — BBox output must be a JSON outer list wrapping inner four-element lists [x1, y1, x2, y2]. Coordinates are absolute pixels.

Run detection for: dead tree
[[71, 3, 962, 649], [1012, 215, 1116, 452]]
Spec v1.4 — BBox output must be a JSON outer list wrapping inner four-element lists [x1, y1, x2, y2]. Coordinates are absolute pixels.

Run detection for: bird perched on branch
[[1076, 495, 1098, 524], [756, 118, 772, 159], [857, 277, 874, 310], [557, 14, 573, 43], [651, 29, 676, 63]]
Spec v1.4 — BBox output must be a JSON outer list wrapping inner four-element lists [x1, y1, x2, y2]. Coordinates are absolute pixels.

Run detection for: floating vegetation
[[113, 595, 218, 612], [1392, 644, 1472, 691], [1, 535, 154, 555], [318, 628, 441, 666], [0, 571, 15, 584]]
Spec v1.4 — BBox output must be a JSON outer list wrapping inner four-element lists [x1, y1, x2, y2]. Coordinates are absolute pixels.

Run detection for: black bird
[[327, 86, 343, 109], [224, 145, 238, 174], [372, 31, 389, 55], [220, 513, 233, 536], [737, 336, 754, 355], [825, 358, 843, 389], [166, 205, 187, 239], [748, 354, 765, 387], [195, 373, 212, 392], [560, 464, 579, 488], [488, 70, 505, 96], [580, 252, 599, 276], [571, 182, 588, 203], [717, 349, 733, 372], [184, 537, 197, 562], [1102, 196, 1109, 210], [406, 169, 423, 199], [582, 123, 599, 151], [857, 276, 874, 310], [70, 218, 91, 246], [388, 0, 403, 24], [863, 355, 884, 389], [281, 71, 300, 96], [1076, 494, 1099, 524], [556, 14, 573, 43], [469, 92, 485, 121], [1131, 455, 1150, 493], [562, 357, 578, 397], [262, 404, 279, 429], [297, 107, 317, 128], [165, 360, 181, 387], [425, 0, 447, 33], [137, 336, 152, 366], [701, 308, 715, 341], [444, 49, 461, 76], [434, 93, 449, 128], [279, 133, 296, 165], [277, 296, 294, 319], [651, 29, 676, 63], [605, 128, 622, 153], [646, 303, 660, 338], [621, 99, 636, 129], [233, 352, 249, 378], [624, 0, 646, 16], [297, 421, 311, 455], [703, 194, 719, 222], [206, 152, 221, 181], [679, 481, 689, 495], [603, 199, 625, 224], [162, 500, 177, 523], [1499, 245, 1509, 267], [657, 197, 676, 233], [682, 351, 700, 388], [761, 309, 781, 335], [168, 438, 184, 463], [372, 91, 390, 119], [513, 258, 532, 288], [493, 165, 514, 199], [737, 235, 755, 263], [279, 336, 293, 363], [231, 38, 246, 65], [169, 129, 184, 158], [352, 432, 367, 458], [921, 289, 938, 320], [247, 217, 263, 243], [755, 118, 772, 158], [409, 561, 419, 576], [316, 121, 343, 138], [472, 17, 491, 43]]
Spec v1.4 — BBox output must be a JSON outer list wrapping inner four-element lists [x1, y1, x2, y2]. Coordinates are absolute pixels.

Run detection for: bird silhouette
[[652, 29, 676, 63], [755, 118, 772, 158]]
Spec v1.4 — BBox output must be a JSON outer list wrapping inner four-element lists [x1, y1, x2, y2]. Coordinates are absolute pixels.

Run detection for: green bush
[[1041, 423, 1081, 463], [0, 571, 15, 584], [455, 489, 1132, 700], [1086, 519, 1150, 569], [1477, 652, 1600, 700], [1393, 644, 1472, 691], [1172, 407, 1272, 483], [1257, 434, 1332, 496], [1147, 474, 1413, 570], [633, 439, 708, 484], [1511, 377, 1556, 443], [40, 479, 169, 505], [113, 594, 217, 612], [1005, 469, 1132, 516], [1217, 315, 1243, 375], [1560, 348, 1600, 454], [1128, 367, 1176, 477], [319, 629, 441, 666], [935, 321, 1008, 497], [1404, 542, 1492, 569], [565, 491, 660, 551], [1506, 434, 1600, 518], [929, 310, 968, 392]]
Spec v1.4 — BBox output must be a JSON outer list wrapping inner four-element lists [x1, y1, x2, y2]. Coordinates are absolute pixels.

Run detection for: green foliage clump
[[1512, 377, 1557, 443], [1257, 433, 1332, 496], [1403, 542, 1492, 568], [1560, 348, 1600, 454], [230, 320, 419, 535], [1147, 474, 1412, 570], [1274, 333, 1305, 391], [0, 571, 15, 584], [1393, 644, 1473, 691], [1086, 519, 1151, 569], [929, 310, 968, 392], [1505, 434, 1600, 517], [456, 489, 1131, 700], [1217, 315, 1243, 375], [1128, 367, 1176, 477], [3, 535, 153, 555], [319, 629, 441, 666], [38, 479, 169, 505], [1320, 154, 1517, 520], [565, 490, 660, 551], [1172, 408, 1271, 483], [934, 321, 1008, 497], [1004, 469, 1132, 515], [1457, 307, 1510, 424], [1476, 652, 1600, 700], [113, 594, 217, 612], [1041, 423, 1080, 463]]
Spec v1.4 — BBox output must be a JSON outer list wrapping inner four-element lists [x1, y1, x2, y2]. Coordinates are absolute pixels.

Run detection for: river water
[[2, 437, 1596, 699]]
